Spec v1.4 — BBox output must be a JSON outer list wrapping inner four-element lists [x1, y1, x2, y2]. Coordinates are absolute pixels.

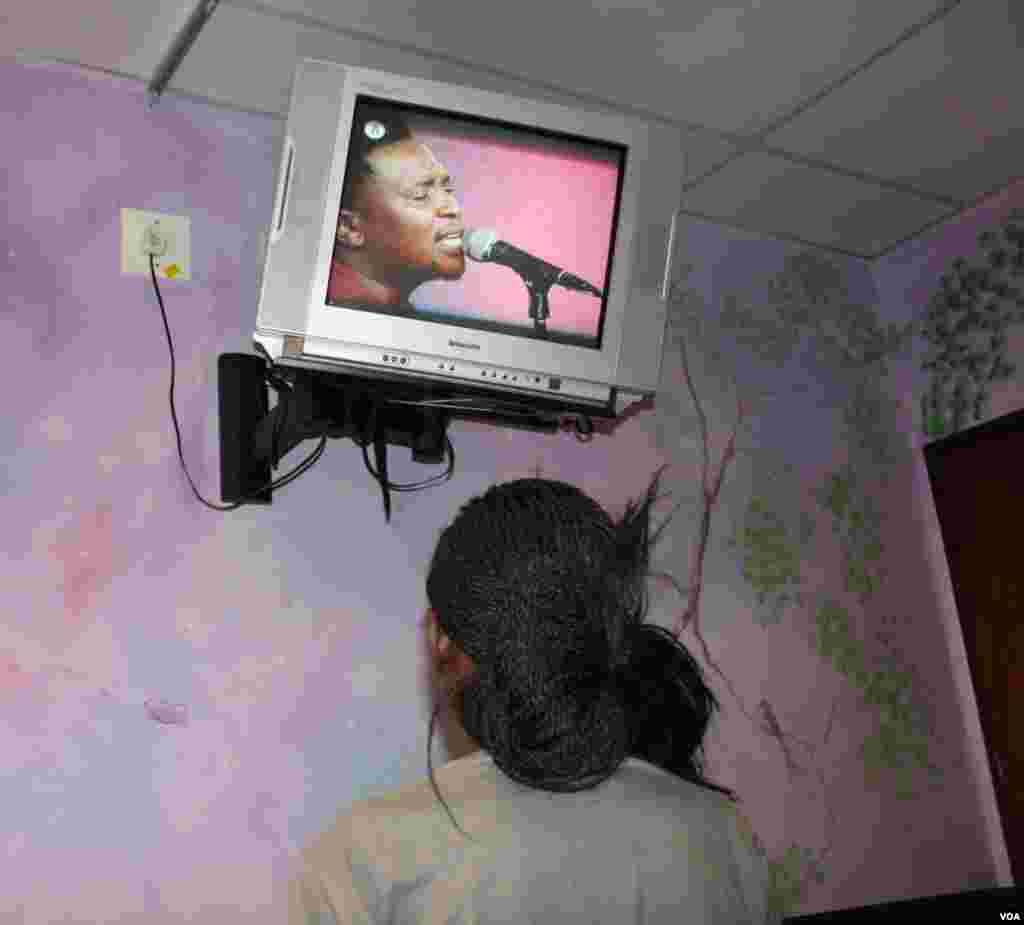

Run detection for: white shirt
[[288, 750, 777, 924]]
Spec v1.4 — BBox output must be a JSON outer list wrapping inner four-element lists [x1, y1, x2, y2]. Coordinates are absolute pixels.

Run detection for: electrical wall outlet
[[121, 208, 191, 280]]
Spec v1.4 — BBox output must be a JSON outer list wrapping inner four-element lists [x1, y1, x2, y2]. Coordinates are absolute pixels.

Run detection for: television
[[253, 57, 685, 415]]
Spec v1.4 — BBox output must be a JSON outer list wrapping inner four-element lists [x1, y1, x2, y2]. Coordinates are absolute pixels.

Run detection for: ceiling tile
[[253, 0, 946, 135], [172, 3, 737, 171], [171, 3, 305, 115], [766, 0, 1024, 203], [681, 152, 955, 257]]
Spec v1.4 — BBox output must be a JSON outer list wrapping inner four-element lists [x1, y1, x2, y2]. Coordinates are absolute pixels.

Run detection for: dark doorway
[[924, 407, 1024, 885]]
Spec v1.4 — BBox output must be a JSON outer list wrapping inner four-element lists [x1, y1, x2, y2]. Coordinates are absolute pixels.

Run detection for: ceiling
[[5, 0, 1022, 260]]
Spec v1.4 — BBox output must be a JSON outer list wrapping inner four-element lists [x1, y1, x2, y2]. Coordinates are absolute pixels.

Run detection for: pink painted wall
[[1, 56, 1017, 922], [872, 177, 1024, 890]]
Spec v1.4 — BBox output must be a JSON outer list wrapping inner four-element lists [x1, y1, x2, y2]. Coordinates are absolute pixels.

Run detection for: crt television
[[253, 57, 685, 414]]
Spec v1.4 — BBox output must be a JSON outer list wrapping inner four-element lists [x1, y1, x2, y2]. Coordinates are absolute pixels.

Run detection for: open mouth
[[436, 230, 464, 251]]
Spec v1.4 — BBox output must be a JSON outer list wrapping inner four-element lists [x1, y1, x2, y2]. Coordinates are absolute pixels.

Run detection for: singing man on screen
[[328, 104, 466, 309]]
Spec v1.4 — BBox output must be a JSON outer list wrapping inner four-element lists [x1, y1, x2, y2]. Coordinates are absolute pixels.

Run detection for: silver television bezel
[[255, 58, 682, 400]]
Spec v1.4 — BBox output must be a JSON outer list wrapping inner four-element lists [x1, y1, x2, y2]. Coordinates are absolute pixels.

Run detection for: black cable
[[270, 375, 289, 469], [573, 415, 595, 442], [356, 396, 457, 494], [148, 254, 326, 510], [361, 435, 456, 491]]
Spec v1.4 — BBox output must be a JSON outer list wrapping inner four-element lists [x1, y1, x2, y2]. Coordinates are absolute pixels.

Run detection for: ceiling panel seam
[[873, 173, 1024, 260], [684, 0, 967, 198], [682, 146, 965, 206], [754, 0, 964, 145], [221, 0, 759, 143], [12, 51, 292, 122], [221, 1, 974, 209], [677, 209, 874, 262]]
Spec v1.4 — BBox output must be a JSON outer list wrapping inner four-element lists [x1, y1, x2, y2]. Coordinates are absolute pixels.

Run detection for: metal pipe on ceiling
[[146, 0, 222, 106]]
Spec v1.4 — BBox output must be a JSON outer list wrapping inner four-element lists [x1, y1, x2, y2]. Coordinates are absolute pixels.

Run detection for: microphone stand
[[523, 276, 552, 333], [520, 267, 602, 334]]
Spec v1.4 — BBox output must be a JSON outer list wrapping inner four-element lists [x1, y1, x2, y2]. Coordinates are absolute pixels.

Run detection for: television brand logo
[[448, 340, 480, 350], [1000, 914, 1021, 921]]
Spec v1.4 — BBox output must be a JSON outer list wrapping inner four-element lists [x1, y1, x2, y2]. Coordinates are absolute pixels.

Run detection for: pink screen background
[[347, 115, 623, 345]]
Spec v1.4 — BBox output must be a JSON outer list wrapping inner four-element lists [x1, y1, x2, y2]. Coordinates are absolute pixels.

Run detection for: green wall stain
[[814, 599, 940, 797], [919, 210, 1024, 440], [727, 489, 813, 627], [817, 466, 886, 603], [768, 844, 826, 918]]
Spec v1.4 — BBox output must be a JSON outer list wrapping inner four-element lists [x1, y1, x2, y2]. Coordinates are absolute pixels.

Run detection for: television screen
[[327, 95, 627, 350]]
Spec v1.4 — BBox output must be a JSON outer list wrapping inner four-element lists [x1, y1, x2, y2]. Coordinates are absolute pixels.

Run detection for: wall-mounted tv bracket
[[218, 352, 608, 521]]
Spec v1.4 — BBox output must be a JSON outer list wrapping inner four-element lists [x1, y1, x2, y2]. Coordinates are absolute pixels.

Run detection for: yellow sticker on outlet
[[164, 264, 180, 278]]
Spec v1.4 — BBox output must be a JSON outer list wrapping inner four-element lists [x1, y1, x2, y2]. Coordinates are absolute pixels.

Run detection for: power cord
[[360, 436, 456, 492], [149, 254, 326, 511]]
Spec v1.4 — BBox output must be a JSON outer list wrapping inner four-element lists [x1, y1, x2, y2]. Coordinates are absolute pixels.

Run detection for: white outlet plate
[[121, 208, 191, 280]]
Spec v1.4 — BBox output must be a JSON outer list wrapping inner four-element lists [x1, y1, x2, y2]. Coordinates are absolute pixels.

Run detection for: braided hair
[[424, 467, 737, 842]]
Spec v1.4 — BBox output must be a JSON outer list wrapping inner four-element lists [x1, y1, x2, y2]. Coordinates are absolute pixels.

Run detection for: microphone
[[464, 228, 604, 298]]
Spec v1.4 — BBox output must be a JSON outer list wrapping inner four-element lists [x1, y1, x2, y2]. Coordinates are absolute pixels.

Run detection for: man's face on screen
[[345, 140, 465, 288]]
